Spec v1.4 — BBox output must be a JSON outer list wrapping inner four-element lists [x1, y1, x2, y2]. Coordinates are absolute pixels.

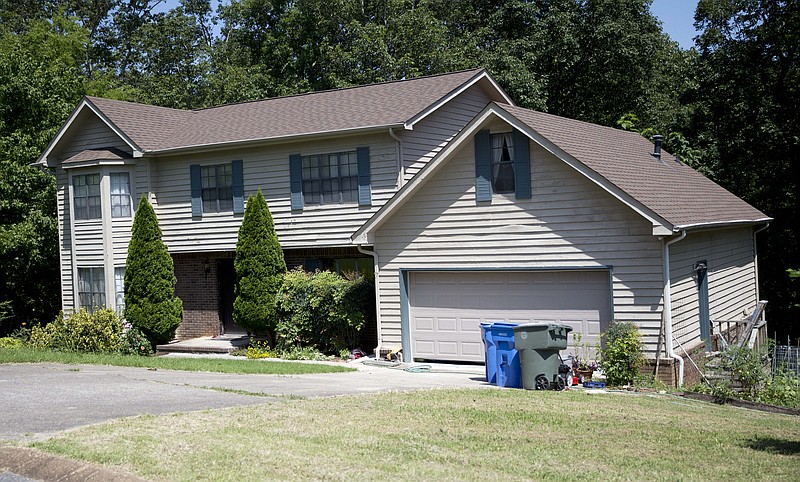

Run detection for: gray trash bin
[[513, 323, 572, 390]]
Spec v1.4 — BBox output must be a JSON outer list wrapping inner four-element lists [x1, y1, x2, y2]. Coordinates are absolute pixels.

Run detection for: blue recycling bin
[[480, 322, 522, 388]]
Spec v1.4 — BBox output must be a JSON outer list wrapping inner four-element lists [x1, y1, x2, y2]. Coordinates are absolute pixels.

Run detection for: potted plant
[[571, 332, 598, 381]]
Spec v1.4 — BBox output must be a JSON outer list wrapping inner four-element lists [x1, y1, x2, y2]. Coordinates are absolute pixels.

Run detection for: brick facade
[[172, 252, 234, 340]]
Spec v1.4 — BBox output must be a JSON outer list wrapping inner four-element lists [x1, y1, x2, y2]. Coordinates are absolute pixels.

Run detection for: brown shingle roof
[[498, 104, 769, 228], [63, 147, 132, 164], [86, 69, 487, 152]]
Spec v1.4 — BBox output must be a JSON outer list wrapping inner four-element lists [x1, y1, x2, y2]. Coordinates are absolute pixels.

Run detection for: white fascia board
[[62, 159, 138, 170], [352, 106, 501, 244], [674, 218, 774, 231], [403, 70, 515, 129], [35, 98, 142, 167], [490, 104, 674, 235]]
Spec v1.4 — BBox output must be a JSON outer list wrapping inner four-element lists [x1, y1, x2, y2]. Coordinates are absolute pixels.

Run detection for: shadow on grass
[[745, 437, 800, 455]]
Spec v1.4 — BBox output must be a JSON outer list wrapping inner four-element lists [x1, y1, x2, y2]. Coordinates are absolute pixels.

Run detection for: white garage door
[[409, 270, 612, 362]]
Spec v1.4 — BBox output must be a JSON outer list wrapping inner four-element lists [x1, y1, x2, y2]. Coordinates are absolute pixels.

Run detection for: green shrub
[[0, 337, 23, 349], [28, 308, 122, 353], [125, 196, 183, 346], [276, 268, 371, 354], [599, 321, 645, 386], [234, 190, 286, 340], [759, 371, 800, 408], [719, 344, 770, 398], [119, 326, 154, 356]]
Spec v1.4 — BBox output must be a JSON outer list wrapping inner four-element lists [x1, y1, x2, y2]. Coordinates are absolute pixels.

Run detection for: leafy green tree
[[124, 196, 183, 346], [690, 0, 799, 340], [0, 13, 87, 334], [234, 190, 286, 341]]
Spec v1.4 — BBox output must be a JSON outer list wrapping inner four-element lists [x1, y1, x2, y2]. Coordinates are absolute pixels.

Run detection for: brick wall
[[173, 253, 228, 340]]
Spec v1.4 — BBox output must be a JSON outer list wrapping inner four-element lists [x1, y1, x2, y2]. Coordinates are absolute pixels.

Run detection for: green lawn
[[0, 348, 353, 375], [33, 388, 800, 481]]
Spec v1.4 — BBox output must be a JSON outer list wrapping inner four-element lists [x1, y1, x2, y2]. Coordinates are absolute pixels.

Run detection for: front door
[[217, 259, 243, 334]]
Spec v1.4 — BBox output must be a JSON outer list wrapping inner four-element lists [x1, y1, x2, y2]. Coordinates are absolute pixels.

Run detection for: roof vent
[[652, 135, 663, 160]]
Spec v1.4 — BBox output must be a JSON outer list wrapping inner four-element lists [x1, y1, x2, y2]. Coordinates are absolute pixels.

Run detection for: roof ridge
[[85, 95, 193, 113], [194, 68, 486, 112]]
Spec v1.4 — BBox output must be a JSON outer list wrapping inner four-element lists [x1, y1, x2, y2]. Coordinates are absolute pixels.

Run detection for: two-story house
[[37, 69, 769, 386]]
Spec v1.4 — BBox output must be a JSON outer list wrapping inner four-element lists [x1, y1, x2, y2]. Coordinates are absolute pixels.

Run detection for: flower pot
[[575, 369, 593, 382]]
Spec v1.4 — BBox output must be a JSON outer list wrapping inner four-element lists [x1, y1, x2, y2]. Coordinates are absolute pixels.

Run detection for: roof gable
[[353, 104, 769, 243]]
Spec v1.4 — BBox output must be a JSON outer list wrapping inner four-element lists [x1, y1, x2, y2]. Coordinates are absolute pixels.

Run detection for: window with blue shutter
[[357, 146, 371, 206], [290, 154, 303, 210], [232, 159, 244, 214], [513, 129, 531, 199], [474, 130, 492, 202], [190, 164, 202, 217], [191, 161, 243, 216]]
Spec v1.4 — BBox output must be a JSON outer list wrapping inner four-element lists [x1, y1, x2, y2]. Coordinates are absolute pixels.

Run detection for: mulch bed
[[680, 391, 800, 416]]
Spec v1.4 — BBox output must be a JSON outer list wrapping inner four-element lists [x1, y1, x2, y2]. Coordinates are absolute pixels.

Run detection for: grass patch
[[0, 348, 353, 375], [33, 389, 800, 481]]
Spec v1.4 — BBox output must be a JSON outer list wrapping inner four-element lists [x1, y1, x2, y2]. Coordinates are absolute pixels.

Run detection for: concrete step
[[156, 335, 249, 355]]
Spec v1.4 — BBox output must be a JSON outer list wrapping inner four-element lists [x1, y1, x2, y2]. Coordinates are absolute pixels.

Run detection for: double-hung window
[[78, 267, 105, 312], [201, 164, 233, 213], [72, 174, 101, 220], [301, 151, 359, 205], [490, 133, 515, 194], [110, 173, 132, 218]]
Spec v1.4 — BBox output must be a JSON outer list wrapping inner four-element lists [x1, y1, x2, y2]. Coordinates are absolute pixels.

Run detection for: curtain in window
[[491, 133, 515, 193]]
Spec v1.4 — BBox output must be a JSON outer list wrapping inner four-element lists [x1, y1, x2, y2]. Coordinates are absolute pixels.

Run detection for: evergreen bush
[[276, 268, 371, 354], [599, 321, 645, 386], [124, 196, 183, 346], [233, 190, 286, 339]]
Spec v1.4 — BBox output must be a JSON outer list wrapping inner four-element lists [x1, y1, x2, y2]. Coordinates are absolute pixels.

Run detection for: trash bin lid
[[512, 323, 573, 332]]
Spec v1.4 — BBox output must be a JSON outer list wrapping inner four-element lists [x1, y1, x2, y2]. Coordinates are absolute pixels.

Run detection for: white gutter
[[663, 230, 687, 387], [356, 245, 382, 357], [753, 222, 771, 301], [388, 127, 404, 188]]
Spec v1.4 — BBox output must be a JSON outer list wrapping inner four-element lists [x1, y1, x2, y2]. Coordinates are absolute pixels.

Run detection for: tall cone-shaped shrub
[[124, 195, 183, 346], [234, 190, 286, 339]]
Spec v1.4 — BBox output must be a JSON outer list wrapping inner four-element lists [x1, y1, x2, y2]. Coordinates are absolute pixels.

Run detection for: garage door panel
[[409, 270, 612, 362]]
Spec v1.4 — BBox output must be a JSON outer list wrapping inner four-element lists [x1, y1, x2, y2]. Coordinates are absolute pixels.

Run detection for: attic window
[[490, 133, 515, 194]]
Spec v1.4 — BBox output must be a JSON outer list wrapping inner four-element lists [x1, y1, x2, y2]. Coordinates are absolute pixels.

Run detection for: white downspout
[[388, 127, 404, 188], [663, 230, 687, 387], [357, 244, 382, 357]]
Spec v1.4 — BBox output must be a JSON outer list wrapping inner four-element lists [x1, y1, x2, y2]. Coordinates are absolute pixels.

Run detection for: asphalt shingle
[[499, 104, 769, 228]]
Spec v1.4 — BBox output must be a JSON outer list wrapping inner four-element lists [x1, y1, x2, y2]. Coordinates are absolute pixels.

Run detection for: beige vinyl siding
[[151, 133, 399, 252], [374, 141, 666, 356], [56, 168, 74, 312], [400, 85, 491, 180], [52, 109, 131, 160], [670, 228, 757, 349]]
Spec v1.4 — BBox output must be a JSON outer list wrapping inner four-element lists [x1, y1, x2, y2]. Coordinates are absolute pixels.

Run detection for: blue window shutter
[[289, 154, 303, 211], [190, 164, 202, 217], [474, 130, 491, 202], [232, 159, 244, 214], [357, 146, 371, 206], [513, 129, 531, 199]]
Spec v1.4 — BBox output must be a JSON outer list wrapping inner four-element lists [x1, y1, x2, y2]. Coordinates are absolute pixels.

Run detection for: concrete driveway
[[0, 359, 489, 442]]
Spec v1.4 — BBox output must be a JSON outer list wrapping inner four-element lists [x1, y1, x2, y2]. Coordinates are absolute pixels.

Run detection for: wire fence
[[773, 344, 799, 375]]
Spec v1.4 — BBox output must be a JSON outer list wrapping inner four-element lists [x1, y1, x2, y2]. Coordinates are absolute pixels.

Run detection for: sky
[[155, 0, 701, 50], [651, 0, 700, 49]]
